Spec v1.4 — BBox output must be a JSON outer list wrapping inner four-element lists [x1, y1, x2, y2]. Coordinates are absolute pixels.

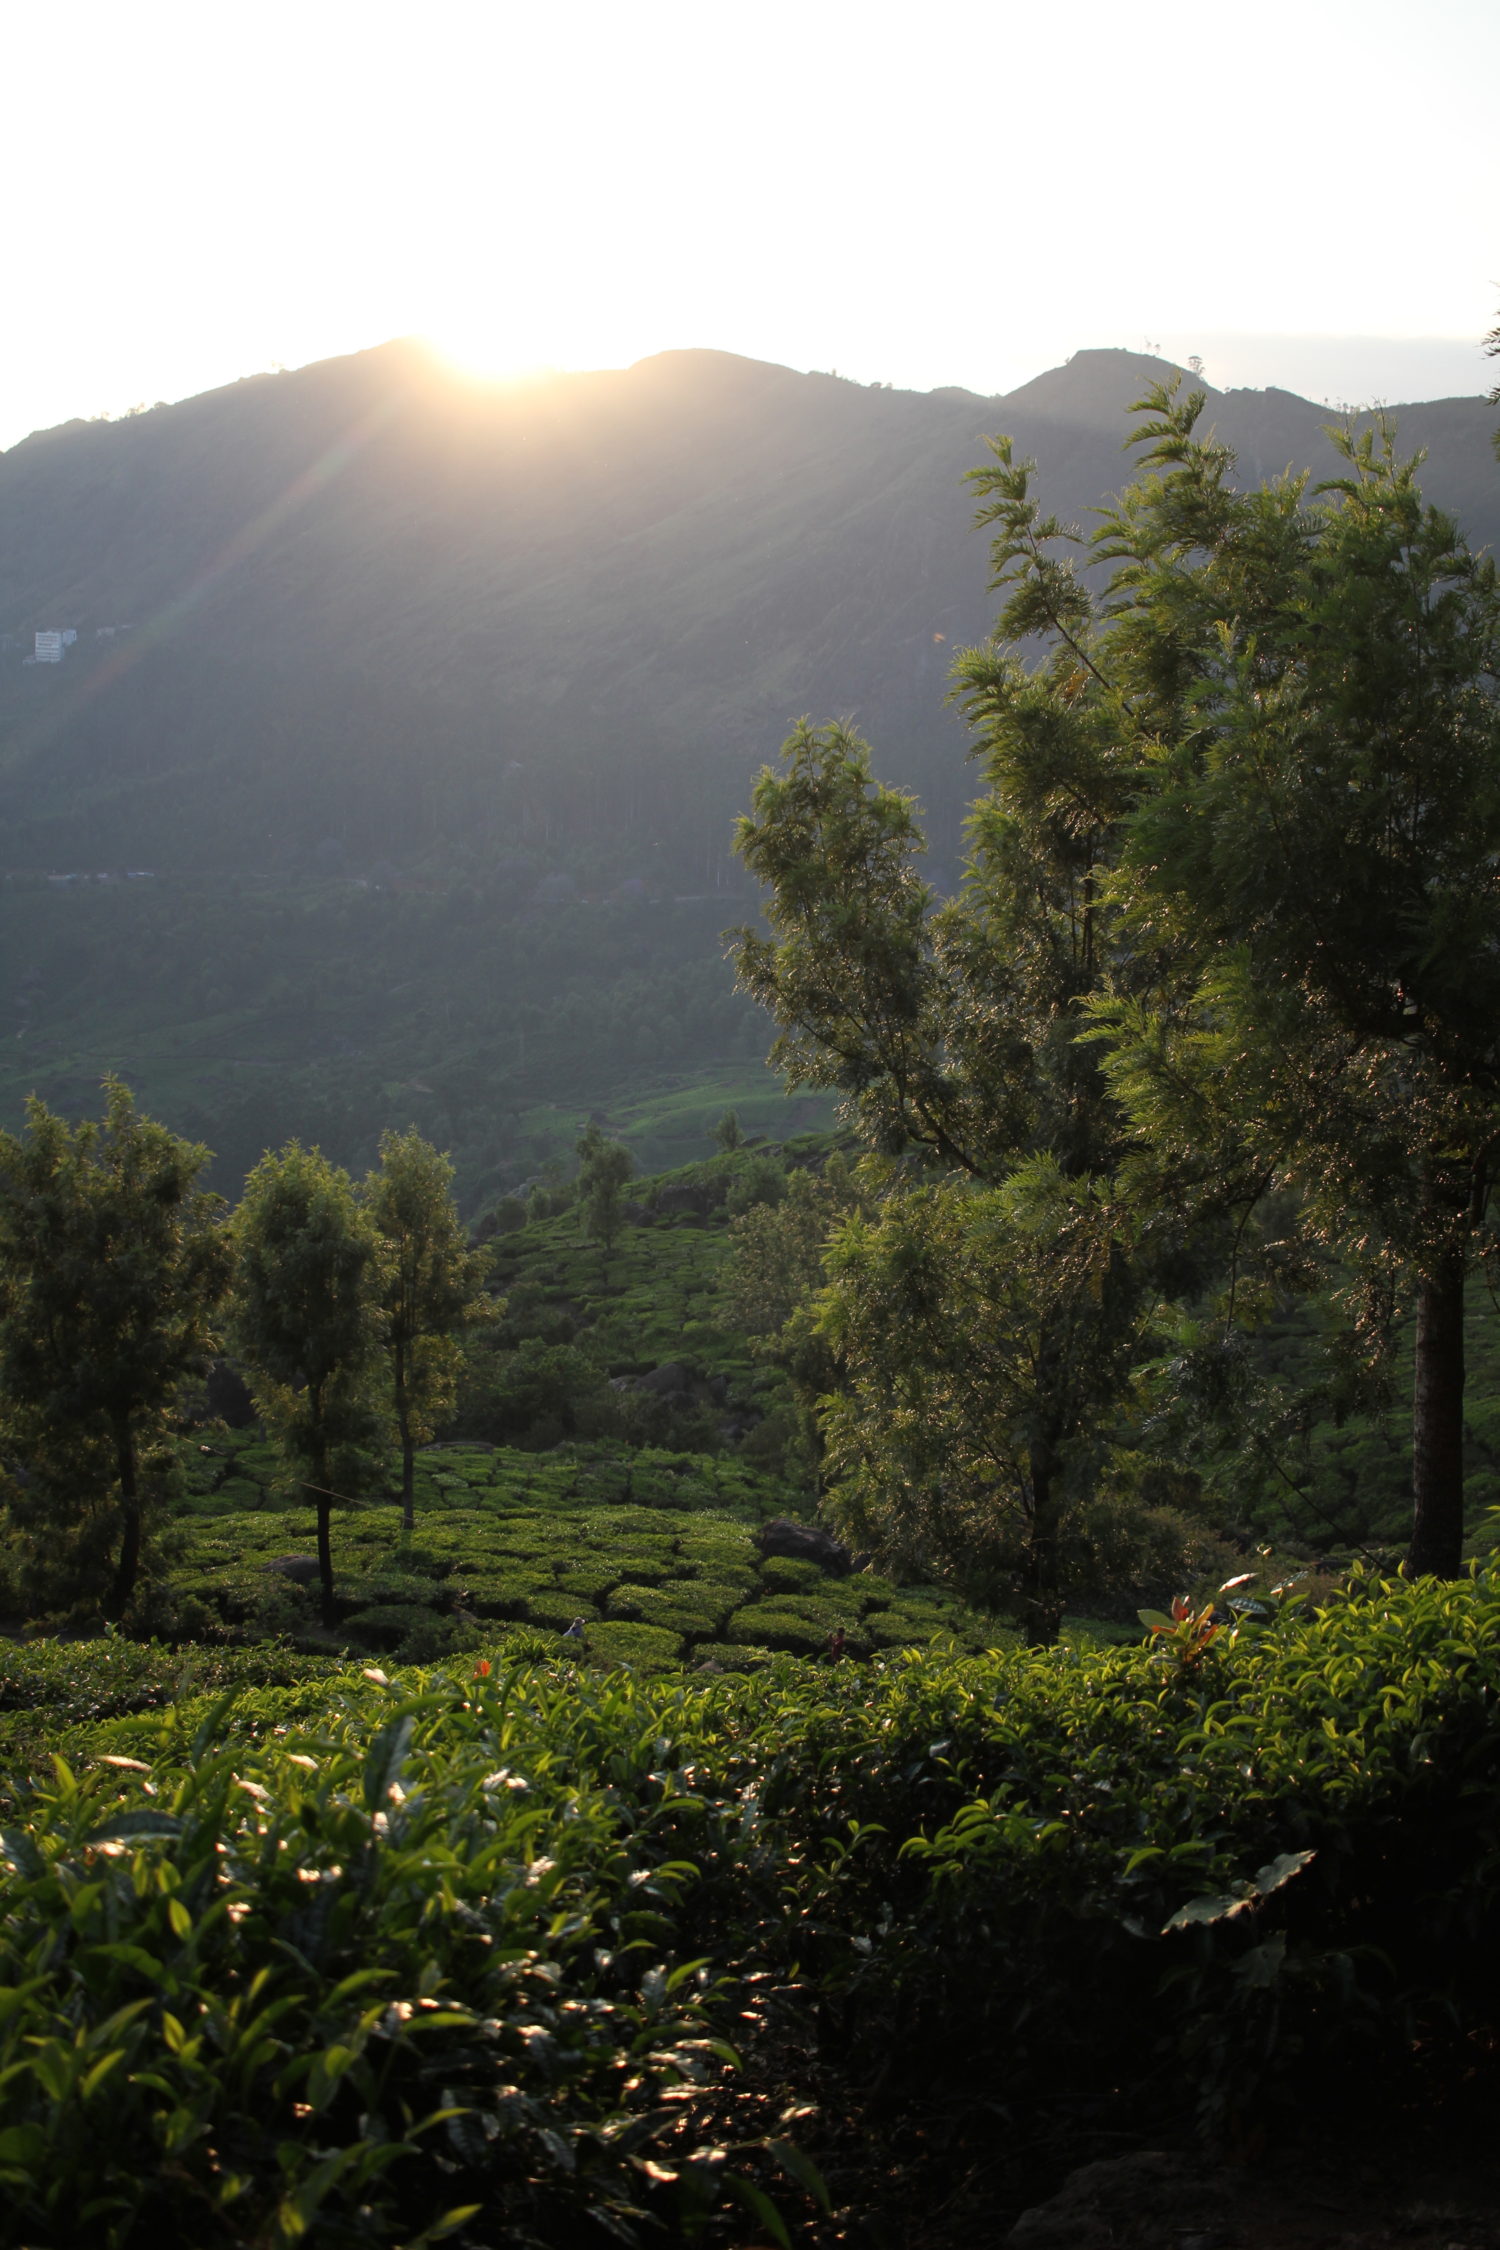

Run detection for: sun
[[421, 322, 560, 387]]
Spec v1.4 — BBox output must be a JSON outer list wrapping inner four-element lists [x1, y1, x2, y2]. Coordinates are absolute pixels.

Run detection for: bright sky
[[5, 0, 1496, 451]]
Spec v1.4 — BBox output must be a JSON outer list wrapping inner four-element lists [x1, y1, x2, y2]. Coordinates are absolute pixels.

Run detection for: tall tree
[[732, 713, 1154, 1639], [819, 1162, 1157, 1642], [575, 1124, 635, 1279], [232, 1144, 384, 1625], [363, 1128, 494, 1531], [952, 383, 1500, 1577], [0, 1082, 229, 1620], [1079, 397, 1500, 1577]]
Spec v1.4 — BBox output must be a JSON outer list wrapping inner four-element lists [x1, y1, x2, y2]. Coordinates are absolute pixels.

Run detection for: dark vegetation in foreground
[[2, 1569, 1500, 2247]]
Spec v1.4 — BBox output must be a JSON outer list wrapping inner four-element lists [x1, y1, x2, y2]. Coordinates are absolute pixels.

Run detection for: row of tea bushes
[[6, 1571, 1500, 2242], [177, 1433, 785, 1524], [165, 1496, 998, 1667]]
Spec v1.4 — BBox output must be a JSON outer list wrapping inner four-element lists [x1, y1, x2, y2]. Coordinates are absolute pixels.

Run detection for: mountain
[[3, 342, 1495, 879], [0, 343, 1494, 1199]]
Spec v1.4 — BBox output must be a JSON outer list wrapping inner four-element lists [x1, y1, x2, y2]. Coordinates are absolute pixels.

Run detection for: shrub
[[586, 1620, 685, 1668], [0, 1668, 755, 2244], [728, 1600, 846, 1657], [758, 1554, 831, 1594]]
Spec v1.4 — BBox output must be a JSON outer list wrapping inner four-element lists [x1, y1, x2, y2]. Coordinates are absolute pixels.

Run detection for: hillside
[[1, 344, 1494, 1194], [3, 341, 1495, 880]]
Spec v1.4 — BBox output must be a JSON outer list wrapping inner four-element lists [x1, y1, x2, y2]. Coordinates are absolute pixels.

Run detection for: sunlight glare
[[423, 321, 561, 387]]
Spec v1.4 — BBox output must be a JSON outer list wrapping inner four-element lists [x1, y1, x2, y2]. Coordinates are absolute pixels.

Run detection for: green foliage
[[0, 1661, 759, 2246], [575, 1122, 635, 1272], [156, 1429, 1001, 1669], [232, 1145, 386, 1624], [363, 1129, 494, 1527], [732, 706, 1152, 1638], [0, 1081, 230, 1621], [820, 1161, 1163, 1637], [1075, 392, 1500, 1575], [6, 1570, 1500, 2230]]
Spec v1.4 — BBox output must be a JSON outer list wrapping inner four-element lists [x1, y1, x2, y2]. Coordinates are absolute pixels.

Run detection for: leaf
[[1137, 1609, 1173, 1631], [0, 1828, 44, 1879], [723, 2173, 792, 2250], [363, 1713, 414, 1813], [191, 1688, 242, 1762], [85, 1810, 184, 1845], [1162, 1890, 1252, 1932], [405, 2210, 484, 2247], [0, 2123, 47, 2167], [80, 2050, 127, 2099], [1252, 1849, 1316, 1896], [767, 2136, 831, 2212]]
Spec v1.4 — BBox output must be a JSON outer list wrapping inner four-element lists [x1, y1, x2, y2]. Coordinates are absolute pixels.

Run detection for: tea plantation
[[4, 1569, 1500, 2246], [164, 1431, 1001, 1671]]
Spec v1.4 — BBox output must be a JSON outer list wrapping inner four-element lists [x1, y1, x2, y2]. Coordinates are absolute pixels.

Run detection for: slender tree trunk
[[1021, 1435, 1064, 1648], [309, 1406, 336, 1628], [315, 1492, 335, 1628], [105, 1411, 140, 1623], [1407, 1246, 1467, 1579], [395, 1346, 415, 1534]]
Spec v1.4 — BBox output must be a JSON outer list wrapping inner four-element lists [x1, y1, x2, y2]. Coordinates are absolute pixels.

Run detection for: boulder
[[1005, 2153, 1211, 2249], [635, 1360, 693, 1397], [755, 1518, 852, 1576], [652, 1181, 716, 1217], [262, 1556, 321, 1585]]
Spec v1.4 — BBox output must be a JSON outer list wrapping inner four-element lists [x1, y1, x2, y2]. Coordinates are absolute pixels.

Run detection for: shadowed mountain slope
[[1, 344, 1494, 1200], [3, 341, 1495, 878]]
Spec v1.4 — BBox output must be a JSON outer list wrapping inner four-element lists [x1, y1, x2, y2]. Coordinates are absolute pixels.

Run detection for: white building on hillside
[[34, 631, 63, 662]]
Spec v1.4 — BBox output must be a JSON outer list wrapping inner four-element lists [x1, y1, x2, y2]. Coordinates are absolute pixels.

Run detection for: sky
[[4, 0, 1496, 452]]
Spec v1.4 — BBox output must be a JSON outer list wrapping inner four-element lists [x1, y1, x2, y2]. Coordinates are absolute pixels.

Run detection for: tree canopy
[[735, 381, 1500, 1614], [0, 1082, 229, 1620], [232, 1143, 384, 1624], [364, 1128, 494, 1531]]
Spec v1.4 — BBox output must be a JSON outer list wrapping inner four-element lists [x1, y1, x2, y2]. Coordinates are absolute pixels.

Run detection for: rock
[[262, 1556, 321, 1585], [652, 1181, 718, 1217], [1005, 2152, 1218, 2249], [635, 1360, 692, 1397], [756, 1518, 852, 1576]]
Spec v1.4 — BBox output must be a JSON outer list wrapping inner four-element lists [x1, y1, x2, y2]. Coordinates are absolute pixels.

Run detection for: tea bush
[[6, 1574, 1500, 2237], [157, 1445, 998, 1666], [0, 1663, 783, 2247]]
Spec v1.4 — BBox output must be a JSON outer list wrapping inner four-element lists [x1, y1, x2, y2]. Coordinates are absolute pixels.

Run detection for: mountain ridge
[[3, 339, 1494, 878]]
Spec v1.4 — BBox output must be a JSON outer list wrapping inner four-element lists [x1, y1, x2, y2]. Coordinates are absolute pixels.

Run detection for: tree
[[232, 1144, 384, 1625], [818, 1163, 1197, 1640], [712, 1107, 745, 1153], [961, 384, 1500, 1577], [363, 1129, 494, 1531], [718, 1152, 866, 1475], [732, 711, 1157, 1638], [734, 382, 1500, 1607], [575, 1124, 634, 1278], [0, 1082, 229, 1620]]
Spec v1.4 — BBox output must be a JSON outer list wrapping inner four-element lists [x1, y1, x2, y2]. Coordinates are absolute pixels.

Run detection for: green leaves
[[361, 1710, 414, 1812], [1162, 1849, 1316, 1932], [5, 1566, 1500, 2238]]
